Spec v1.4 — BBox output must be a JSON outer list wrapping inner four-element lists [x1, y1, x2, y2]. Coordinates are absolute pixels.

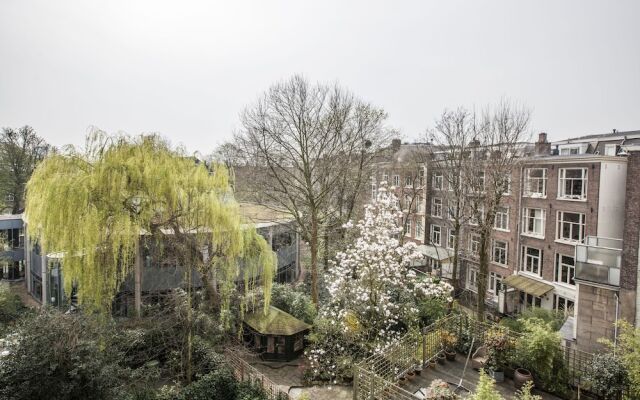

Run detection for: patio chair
[[471, 346, 488, 370]]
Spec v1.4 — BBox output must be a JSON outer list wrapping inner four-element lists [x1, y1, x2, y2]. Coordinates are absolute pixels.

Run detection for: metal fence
[[224, 348, 291, 400]]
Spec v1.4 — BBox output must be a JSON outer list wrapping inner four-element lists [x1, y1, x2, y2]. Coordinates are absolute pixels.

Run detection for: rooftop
[[243, 306, 311, 336], [238, 203, 294, 227]]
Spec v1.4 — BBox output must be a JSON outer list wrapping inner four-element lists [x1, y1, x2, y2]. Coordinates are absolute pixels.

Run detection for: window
[[403, 195, 412, 211], [431, 198, 443, 217], [418, 169, 425, 186], [416, 195, 424, 213], [447, 230, 456, 250], [392, 175, 400, 187], [558, 168, 587, 200], [382, 171, 389, 182], [469, 233, 481, 256], [475, 171, 485, 192], [553, 294, 575, 316], [556, 211, 585, 243], [555, 253, 575, 285], [432, 172, 443, 190], [468, 268, 478, 290], [489, 272, 504, 296], [405, 175, 413, 187], [494, 207, 509, 231], [604, 144, 618, 156], [371, 181, 377, 200], [448, 201, 458, 220], [497, 175, 511, 195], [492, 240, 508, 265], [416, 220, 424, 238], [521, 292, 542, 308], [522, 208, 545, 237], [521, 246, 542, 275], [524, 168, 547, 197], [404, 219, 412, 236], [560, 147, 580, 155], [470, 205, 484, 225], [430, 225, 441, 246]]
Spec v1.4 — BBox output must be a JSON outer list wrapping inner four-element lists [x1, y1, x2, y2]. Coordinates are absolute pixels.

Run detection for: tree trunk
[[134, 237, 142, 317], [451, 223, 460, 292], [310, 216, 319, 305], [477, 231, 489, 321]]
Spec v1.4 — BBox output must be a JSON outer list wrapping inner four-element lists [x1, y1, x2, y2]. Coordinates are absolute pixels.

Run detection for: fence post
[[422, 327, 427, 367], [353, 366, 358, 400]]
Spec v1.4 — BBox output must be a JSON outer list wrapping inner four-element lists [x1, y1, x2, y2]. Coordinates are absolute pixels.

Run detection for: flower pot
[[406, 371, 416, 380], [514, 368, 533, 390], [398, 376, 408, 385], [429, 359, 437, 369], [488, 369, 505, 383], [445, 350, 456, 361], [415, 364, 423, 375], [437, 352, 446, 365]]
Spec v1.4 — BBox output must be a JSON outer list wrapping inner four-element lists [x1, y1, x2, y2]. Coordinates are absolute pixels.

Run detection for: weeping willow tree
[[25, 132, 275, 325]]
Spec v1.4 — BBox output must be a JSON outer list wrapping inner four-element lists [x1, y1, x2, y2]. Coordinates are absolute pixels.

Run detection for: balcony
[[575, 236, 622, 287]]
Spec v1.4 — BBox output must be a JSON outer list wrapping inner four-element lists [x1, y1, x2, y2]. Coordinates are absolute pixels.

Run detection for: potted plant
[[514, 367, 533, 390], [437, 351, 446, 365], [441, 330, 458, 361], [483, 326, 512, 383], [429, 357, 437, 369]]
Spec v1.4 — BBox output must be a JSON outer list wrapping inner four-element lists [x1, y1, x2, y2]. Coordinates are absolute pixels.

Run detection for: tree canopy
[[25, 132, 274, 319]]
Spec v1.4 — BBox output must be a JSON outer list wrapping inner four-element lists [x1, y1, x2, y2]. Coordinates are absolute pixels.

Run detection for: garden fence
[[224, 348, 291, 400]]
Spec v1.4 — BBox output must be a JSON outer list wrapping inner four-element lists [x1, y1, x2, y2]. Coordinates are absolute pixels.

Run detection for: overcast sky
[[1, 1, 639, 153]]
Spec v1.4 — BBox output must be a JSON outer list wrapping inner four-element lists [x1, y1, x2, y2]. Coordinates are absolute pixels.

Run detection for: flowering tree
[[306, 182, 452, 381]]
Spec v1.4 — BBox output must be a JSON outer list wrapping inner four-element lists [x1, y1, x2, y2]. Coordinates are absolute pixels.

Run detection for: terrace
[[353, 314, 594, 399], [575, 236, 622, 287]]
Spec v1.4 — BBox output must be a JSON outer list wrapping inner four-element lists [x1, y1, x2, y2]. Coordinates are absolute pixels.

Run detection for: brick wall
[[576, 284, 618, 352], [620, 151, 640, 324]]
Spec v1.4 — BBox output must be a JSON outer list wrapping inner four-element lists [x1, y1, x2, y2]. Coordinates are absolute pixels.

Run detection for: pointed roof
[[244, 306, 311, 336]]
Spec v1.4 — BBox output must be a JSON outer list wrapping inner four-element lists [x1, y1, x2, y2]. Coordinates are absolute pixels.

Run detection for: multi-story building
[[371, 130, 640, 351]]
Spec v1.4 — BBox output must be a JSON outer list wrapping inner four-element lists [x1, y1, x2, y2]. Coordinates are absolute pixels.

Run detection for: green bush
[[500, 307, 566, 333], [270, 283, 317, 324], [0, 282, 24, 326], [177, 369, 237, 400], [512, 318, 569, 396], [0, 310, 124, 400], [583, 352, 628, 399], [417, 297, 448, 327]]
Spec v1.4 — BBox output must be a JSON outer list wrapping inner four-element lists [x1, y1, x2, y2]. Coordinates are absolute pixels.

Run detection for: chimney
[[535, 132, 551, 156], [391, 138, 402, 151]]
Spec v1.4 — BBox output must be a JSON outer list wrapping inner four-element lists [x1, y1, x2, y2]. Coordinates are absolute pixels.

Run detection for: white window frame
[[468, 267, 478, 291], [382, 171, 389, 183], [469, 233, 480, 256], [604, 144, 618, 156], [492, 240, 508, 266], [448, 201, 458, 221], [524, 168, 547, 198], [404, 218, 412, 237], [489, 272, 504, 296], [521, 245, 542, 276], [494, 206, 510, 231], [431, 198, 443, 218], [556, 211, 586, 243], [430, 224, 442, 246], [447, 230, 456, 250], [470, 205, 484, 226], [371, 181, 377, 201], [392, 175, 400, 187], [405, 175, 413, 187], [522, 208, 546, 238], [432, 172, 443, 190], [418, 168, 425, 186], [416, 219, 424, 239], [553, 294, 575, 316], [560, 146, 581, 155], [558, 168, 588, 200], [554, 253, 576, 286]]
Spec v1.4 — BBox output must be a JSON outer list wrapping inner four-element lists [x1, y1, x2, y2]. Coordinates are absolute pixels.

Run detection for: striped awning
[[503, 274, 553, 297]]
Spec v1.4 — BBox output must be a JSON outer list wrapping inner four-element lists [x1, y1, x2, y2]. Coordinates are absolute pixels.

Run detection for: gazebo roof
[[244, 306, 311, 336]]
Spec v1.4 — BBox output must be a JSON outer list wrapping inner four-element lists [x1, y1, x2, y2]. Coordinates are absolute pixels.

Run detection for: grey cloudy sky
[[1, 0, 639, 153]]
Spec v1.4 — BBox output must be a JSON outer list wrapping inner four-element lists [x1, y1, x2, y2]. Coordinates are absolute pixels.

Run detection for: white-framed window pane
[[447, 230, 456, 250], [522, 208, 545, 236], [524, 168, 547, 197], [433, 172, 443, 190], [469, 233, 480, 255], [404, 219, 412, 236], [521, 246, 542, 275], [556, 211, 585, 242], [553, 294, 575, 316], [489, 272, 504, 295], [554, 253, 576, 285], [468, 267, 478, 290], [559, 168, 587, 200], [393, 175, 400, 187], [431, 198, 443, 217], [430, 225, 441, 245], [416, 220, 424, 238], [494, 206, 509, 230], [492, 240, 508, 265]]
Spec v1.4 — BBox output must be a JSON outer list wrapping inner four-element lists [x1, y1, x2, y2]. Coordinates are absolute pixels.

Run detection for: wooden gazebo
[[243, 306, 311, 361]]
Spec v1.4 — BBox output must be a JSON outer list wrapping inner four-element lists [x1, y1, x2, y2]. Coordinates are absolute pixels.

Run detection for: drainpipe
[[614, 292, 620, 353]]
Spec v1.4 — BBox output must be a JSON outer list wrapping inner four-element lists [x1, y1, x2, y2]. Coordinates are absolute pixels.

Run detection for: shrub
[[513, 381, 541, 400], [425, 379, 459, 399], [469, 370, 503, 400], [0, 310, 124, 400], [512, 318, 569, 396], [269, 283, 317, 324], [599, 320, 640, 399], [584, 352, 628, 399], [0, 282, 24, 325], [483, 327, 513, 373], [499, 307, 566, 333], [177, 369, 237, 400]]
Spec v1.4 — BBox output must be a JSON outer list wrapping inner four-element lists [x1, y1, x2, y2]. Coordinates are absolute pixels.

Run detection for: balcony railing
[[575, 236, 622, 287]]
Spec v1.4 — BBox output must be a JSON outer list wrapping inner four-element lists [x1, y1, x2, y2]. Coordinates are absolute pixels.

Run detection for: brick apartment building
[[371, 130, 640, 351]]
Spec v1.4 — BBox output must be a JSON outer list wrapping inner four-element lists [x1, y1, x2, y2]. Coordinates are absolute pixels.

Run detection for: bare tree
[[464, 100, 531, 320], [426, 108, 476, 291], [232, 75, 389, 305], [0, 126, 50, 214]]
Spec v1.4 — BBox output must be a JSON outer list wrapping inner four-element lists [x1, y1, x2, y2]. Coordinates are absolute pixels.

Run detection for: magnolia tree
[[306, 182, 452, 382]]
